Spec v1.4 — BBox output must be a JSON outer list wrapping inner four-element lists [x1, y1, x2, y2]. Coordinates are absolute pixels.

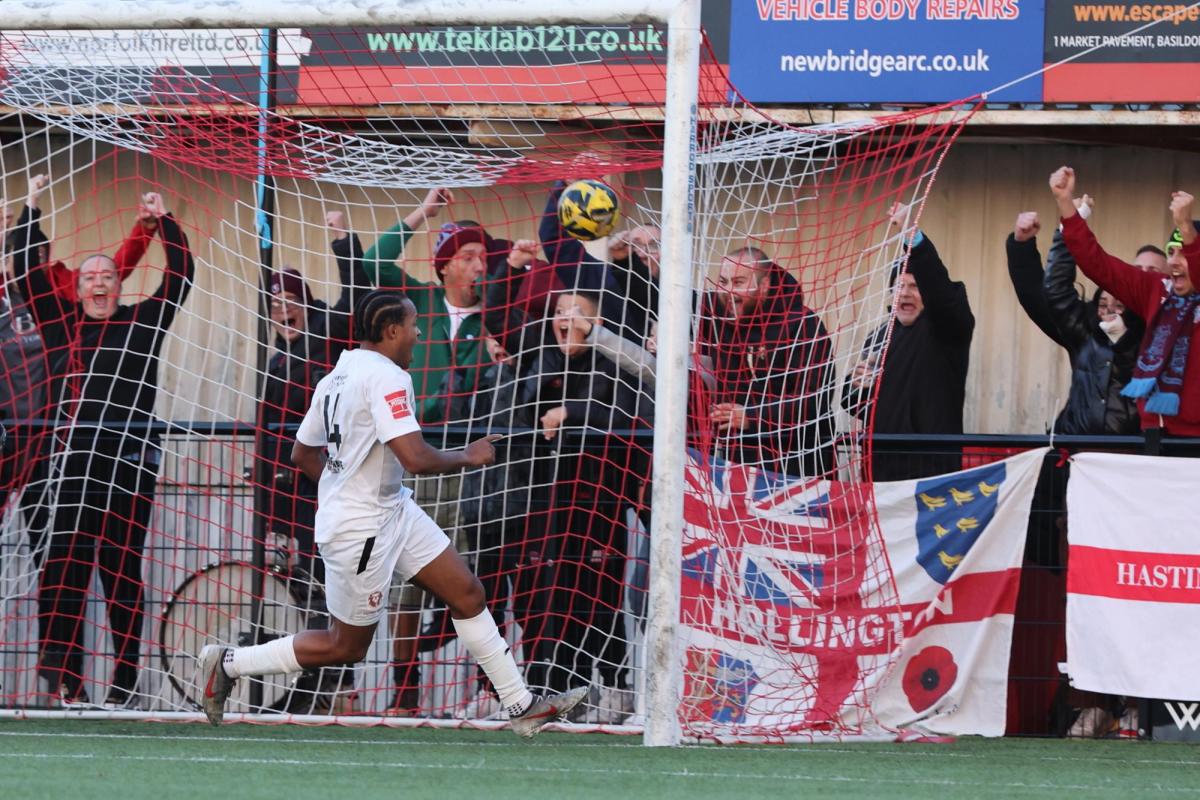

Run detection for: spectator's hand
[[607, 230, 631, 263], [1170, 191, 1196, 245], [488, 341, 512, 365], [27, 175, 48, 210], [464, 434, 502, 466], [711, 403, 748, 432], [1049, 166, 1079, 220], [1049, 166, 1076, 200], [141, 192, 167, 219], [420, 188, 453, 221], [540, 406, 568, 440], [561, 305, 595, 339], [887, 201, 910, 230], [1013, 211, 1040, 243], [136, 199, 159, 231], [507, 239, 538, 270], [1074, 193, 1095, 221], [849, 354, 880, 391], [325, 210, 348, 241], [0, 204, 12, 239]]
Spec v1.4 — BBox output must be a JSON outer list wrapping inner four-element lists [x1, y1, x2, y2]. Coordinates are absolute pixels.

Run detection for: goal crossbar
[[0, 0, 679, 30]]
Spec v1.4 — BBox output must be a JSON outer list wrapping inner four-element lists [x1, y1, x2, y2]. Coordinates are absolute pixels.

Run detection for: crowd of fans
[[0, 167, 1196, 732]]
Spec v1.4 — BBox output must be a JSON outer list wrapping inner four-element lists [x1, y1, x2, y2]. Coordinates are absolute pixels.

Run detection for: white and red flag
[[677, 447, 1046, 740], [1066, 452, 1200, 701]]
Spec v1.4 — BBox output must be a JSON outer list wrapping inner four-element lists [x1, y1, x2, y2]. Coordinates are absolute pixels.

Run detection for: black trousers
[[38, 438, 156, 694], [0, 426, 53, 564], [259, 465, 322, 586], [535, 449, 636, 693]]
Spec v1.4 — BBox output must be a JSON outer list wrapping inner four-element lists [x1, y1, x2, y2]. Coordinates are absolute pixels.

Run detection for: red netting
[[0, 24, 973, 739]]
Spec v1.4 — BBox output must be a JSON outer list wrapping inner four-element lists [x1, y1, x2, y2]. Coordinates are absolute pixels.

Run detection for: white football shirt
[[296, 347, 422, 543]]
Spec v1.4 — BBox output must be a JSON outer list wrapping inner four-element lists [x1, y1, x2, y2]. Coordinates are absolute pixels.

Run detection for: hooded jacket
[[699, 263, 835, 478]]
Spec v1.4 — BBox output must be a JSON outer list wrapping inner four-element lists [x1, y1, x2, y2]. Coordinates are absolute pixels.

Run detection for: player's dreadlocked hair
[[353, 289, 412, 343]]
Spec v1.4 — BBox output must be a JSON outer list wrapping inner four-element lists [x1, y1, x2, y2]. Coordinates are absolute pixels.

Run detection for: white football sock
[[223, 635, 302, 679], [452, 609, 533, 716]]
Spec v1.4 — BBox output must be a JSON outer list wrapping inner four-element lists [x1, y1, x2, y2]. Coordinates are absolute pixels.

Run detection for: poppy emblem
[[902, 646, 958, 713]]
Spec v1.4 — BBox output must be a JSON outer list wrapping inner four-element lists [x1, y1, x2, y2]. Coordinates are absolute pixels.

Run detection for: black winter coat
[[844, 235, 974, 481], [258, 234, 364, 484], [1042, 230, 1144, 435], [13, 206, 193, 454]]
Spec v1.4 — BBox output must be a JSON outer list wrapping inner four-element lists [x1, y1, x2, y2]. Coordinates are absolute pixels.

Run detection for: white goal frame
[[2, 0, 701, 747]]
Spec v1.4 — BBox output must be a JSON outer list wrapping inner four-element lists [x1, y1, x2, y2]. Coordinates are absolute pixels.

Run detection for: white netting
[[0, 23, 972, 738]]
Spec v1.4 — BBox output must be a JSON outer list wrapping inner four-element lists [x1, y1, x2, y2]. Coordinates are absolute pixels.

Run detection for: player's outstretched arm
[[387, 432, 500, 475]]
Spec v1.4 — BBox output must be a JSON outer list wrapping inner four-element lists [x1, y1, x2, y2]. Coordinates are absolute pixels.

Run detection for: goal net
[[0, 12, 973, 740]]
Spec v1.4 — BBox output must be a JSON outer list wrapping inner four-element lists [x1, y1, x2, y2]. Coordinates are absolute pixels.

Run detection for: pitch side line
[[2, 731, 1200, 768], [1, 751, 1199, 792]]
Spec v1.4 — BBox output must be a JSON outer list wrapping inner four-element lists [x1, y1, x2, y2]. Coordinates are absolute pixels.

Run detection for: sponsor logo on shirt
[[385, 390, 411, 420]]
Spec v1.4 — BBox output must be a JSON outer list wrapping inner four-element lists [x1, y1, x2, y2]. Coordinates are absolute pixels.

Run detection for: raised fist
[[1013, 211, 1040, 242], [141, 192, 167, 218], [1170, 191, 1195, 232], [421, 188, 454, 219], [507, 238, 538, 269], [27, 174, 48, 208], [1049, 166, 1076, 200]]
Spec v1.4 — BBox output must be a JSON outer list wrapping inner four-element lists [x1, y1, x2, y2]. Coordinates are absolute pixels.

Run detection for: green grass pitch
[[1, 719, 1197, 799]]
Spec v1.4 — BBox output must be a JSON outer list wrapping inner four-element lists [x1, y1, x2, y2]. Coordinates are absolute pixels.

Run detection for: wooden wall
[[2, 133, 1194, 434]]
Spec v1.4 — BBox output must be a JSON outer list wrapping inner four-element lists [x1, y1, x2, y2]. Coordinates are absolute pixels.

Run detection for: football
[[557, 179, 620, 241]]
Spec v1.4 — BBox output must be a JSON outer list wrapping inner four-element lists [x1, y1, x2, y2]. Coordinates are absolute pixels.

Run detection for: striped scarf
[[1121, 292, 1200, 416]]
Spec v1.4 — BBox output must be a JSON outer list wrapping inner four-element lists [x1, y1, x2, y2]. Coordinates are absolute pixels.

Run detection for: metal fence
[[3, 423, 1194, 733]]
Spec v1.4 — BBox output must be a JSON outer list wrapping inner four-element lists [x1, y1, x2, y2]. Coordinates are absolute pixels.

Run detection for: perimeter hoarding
[[728, 0, 1046, 103]]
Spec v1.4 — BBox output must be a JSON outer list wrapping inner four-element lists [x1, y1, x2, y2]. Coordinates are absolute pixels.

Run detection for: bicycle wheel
[[159, 561, 307, 711]]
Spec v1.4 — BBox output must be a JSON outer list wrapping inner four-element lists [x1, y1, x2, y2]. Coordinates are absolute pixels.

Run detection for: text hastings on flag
[[1066, 452, 1200, 702]]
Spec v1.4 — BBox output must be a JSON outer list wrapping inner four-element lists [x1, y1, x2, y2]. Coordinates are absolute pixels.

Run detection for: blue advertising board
[[730, 0, 1045, 103]]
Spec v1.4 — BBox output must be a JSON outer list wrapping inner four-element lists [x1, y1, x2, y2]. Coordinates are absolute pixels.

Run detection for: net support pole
[[644, 0, 700, 749], [248, 26, 279, 712]]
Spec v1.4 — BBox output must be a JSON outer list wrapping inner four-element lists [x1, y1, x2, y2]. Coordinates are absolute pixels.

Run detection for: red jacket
[[43, 220, 153, 303], [1061, 212, 1200, 436]]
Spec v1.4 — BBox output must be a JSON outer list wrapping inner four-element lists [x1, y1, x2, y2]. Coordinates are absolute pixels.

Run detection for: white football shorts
[[319, 497, 451, 626]]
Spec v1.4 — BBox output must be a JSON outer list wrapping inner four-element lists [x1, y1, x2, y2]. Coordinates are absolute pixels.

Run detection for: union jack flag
[[680, 450, 886, 730]]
